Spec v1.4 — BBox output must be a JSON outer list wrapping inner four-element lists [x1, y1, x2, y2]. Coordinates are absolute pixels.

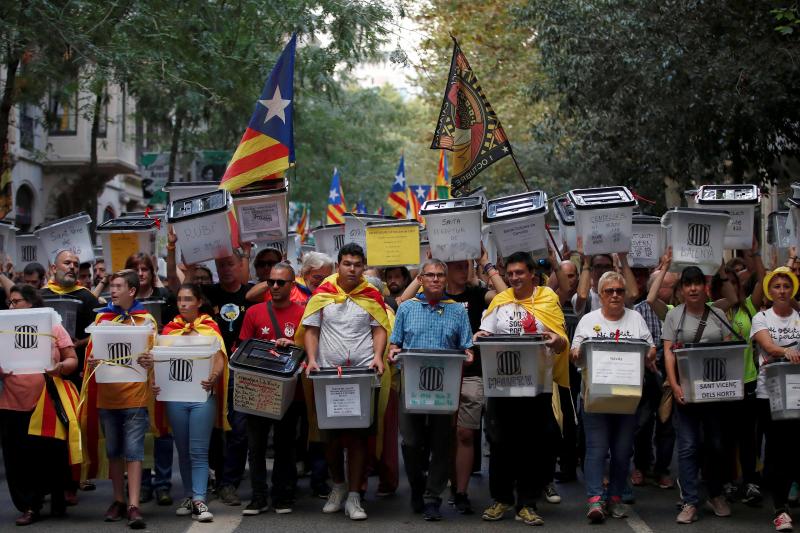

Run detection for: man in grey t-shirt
[[302, 244, 388, 522]]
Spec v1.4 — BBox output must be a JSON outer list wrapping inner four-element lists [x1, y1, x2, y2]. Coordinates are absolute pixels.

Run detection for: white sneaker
[[344, 492, 367, 521], [323, 483, 347, 513], [176, 497, 192, 516]]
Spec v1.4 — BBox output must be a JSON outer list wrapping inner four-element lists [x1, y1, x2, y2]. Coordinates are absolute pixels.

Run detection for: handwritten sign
[[427, 213, 481, 261], [237, 200, 285, 241], [576, 209, 633, 255], [232, 372, 287, 418], [109, 233, 140, 271], [326, 383, 362, 417], [491, 218, 547, 256], [366, 224, 420, 267], [177, 215, 232, 264], [37, 216, 94, 263], [591, 350, 641, 386], [629, 229, 661, 267]]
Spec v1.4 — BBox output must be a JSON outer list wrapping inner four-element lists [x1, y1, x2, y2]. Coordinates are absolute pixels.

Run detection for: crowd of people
[[1, 226, 800, 532]]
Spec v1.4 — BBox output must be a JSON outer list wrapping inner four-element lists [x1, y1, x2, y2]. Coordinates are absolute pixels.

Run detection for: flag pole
[[510, 151, 531, 192]]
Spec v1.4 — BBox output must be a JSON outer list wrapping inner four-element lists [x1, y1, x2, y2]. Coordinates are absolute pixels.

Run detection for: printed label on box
[[591, 350, 641, 386], [326, 383, 361, 417], [692, 379, 742, 401]]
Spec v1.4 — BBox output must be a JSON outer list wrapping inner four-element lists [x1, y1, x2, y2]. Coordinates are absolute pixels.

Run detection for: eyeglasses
[[421, 272, 446, 280], [602, 288, 626, 296], [266, 279, 288, 287], [7, 298, 25, 307], [255, 260, 278, 269]]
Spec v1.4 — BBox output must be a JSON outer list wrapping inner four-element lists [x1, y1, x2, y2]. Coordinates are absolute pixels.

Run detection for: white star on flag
[[394, 173, 405, 187], [329, 189, 339, 201], [258, 86, 291, 124]]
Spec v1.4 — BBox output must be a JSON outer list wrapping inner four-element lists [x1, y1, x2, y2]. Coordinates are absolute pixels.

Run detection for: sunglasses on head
[[602, 288, 625, 296], [266, 279, 288, 287]]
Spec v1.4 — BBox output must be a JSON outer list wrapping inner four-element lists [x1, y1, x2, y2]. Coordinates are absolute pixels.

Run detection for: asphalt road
[[0, 452, 784, 532]]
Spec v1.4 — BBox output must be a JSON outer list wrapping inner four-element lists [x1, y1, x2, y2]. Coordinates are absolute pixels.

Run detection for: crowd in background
[[1, 228, 800, 532]]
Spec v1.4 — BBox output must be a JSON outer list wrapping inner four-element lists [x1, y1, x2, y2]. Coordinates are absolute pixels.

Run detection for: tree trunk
[[78, 88, 105, 235], [168, 106, 185, 182], [0, 49, 20, 219]]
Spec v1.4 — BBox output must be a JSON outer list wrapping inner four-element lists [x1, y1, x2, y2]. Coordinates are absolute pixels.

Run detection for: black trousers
[[246, 402, 301, 502], [761, 399, 800, 512], [486, 394, 559, 509], [0, 409, 69, 514]]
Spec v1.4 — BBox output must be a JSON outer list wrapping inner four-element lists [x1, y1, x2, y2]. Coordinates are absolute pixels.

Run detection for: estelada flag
[[326, 168, 347, 224], [407, 184, 432, 223], [220, 34, 296, 192], [296, 205, 309, 242], [387, 155, 408, 219], [431, 36, 511, 197]]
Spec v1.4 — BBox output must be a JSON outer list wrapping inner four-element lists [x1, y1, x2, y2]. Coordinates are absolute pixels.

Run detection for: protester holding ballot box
[[662, 266, 737, 524], [238, 262, 306, 516], [750, 267, 800, 532], [474, 251, 569, 527], [297, 243, 390, 521], [80, 269, 156, 530], [41, 250, 100, 390], [0, 285, 78, 526], [388, 258, 474, 521], [139, 283, 228, 523], [571, 271, 656, 523]]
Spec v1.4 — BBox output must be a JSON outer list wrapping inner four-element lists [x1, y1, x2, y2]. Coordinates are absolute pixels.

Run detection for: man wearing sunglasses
[[238, 263, 305, 516]]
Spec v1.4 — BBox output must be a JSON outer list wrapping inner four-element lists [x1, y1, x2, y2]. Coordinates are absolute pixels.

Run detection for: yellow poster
[[366, 224, 420, 267], [109, 233, 140, 271]]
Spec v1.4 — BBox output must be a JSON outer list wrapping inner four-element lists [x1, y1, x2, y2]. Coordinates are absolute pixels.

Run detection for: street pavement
[[0, 454, 784, 532]]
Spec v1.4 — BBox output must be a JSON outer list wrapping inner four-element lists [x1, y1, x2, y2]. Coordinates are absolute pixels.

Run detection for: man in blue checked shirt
[[388, 258, 474, 522]]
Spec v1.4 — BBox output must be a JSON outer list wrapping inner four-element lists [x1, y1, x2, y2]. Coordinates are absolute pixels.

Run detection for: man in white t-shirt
[[475, 252, 568, 526]]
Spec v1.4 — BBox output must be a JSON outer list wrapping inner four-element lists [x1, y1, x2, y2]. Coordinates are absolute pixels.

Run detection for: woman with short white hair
[[571, 270, 656, 523]]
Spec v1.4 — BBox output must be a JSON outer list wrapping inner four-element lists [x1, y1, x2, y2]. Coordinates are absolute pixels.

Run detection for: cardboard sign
[[109, 233, 140, 271], [233, 372, 286, 417], [366, 224, 420, 267]]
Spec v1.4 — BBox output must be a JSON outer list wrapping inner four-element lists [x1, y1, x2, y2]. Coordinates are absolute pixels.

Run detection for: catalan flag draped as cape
[[161, 314, 231, 431], [483, 286, 570, 430], [294, 274, 395, 458], [79, 303, 157, 480], [326, 168, 347, 224], [387, 156, 408, 219], [219, 34, 296, 192], [28, 375, 82, 465]]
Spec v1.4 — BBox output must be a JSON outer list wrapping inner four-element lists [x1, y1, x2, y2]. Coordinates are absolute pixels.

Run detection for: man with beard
[[383, 267, 412, 311]]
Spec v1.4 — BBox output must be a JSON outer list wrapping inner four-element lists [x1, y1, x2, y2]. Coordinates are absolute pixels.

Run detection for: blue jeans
[[582, 408, 637, 500], [141, 434, 174, 492], [99, 407, 149, 462], [676, 403, 729, 505], [165, 398, 217, 502]]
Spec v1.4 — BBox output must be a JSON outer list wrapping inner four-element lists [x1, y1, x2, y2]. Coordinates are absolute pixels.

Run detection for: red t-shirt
[[239, 301, 305, 342]]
